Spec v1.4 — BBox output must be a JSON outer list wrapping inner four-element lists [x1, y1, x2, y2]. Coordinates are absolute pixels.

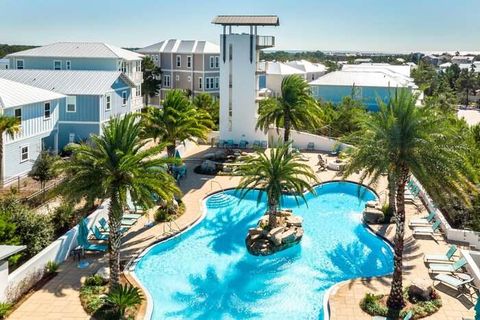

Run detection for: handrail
[[210, 179, 224, 194]]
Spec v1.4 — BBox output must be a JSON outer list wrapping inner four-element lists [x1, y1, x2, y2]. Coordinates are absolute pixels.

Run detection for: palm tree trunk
[[386, 168, 408, 310], [284, 114, 291, 143], [108, 191, 124, 288], [145, 93, 149, 107], [268, 199, 277, 229], [167, 142, 176, 158], [388, 173, 396, 215]]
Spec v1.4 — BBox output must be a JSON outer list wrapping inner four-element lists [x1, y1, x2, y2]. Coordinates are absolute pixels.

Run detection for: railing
[[126, 72, 143, 84], [210, 180, 225, 194], [131, 96, 143, 110], [256, 36, 275, 49]]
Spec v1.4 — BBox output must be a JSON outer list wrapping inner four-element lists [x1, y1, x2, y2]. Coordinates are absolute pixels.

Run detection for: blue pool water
[[134, 181, 393, 320]]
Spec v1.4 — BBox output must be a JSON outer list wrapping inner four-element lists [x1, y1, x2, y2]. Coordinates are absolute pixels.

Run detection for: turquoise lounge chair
[[412, 220, 441, 237], [98, 217, 129, 233], [307, 142, 315, 151], [90, 225, 108, 241], [239, 140, 248, 149], [434, 273, 474, 297], [123, 213, 142, 220], [429, 257, 467, 273], [424, 245, 457, 263], [78, 219, 107, 252], [409, 211, 436, 227], [253, 141, 261, 148], [373, 310, 412, 320]]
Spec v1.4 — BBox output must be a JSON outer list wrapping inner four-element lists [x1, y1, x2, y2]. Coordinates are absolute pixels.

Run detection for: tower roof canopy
[[212, 15, 279, 26]]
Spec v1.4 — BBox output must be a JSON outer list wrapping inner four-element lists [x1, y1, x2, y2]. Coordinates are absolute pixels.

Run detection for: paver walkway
[[329, 202, 476, 320], [7, 145, 475, 319]]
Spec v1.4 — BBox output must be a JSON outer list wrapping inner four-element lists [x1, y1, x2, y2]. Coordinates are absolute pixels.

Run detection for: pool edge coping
[[127, 179, 392, 320]]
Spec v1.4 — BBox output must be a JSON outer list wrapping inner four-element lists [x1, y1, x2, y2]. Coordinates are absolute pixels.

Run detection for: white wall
[[268, 127, 346, 152], [3, 202, 109, 303]]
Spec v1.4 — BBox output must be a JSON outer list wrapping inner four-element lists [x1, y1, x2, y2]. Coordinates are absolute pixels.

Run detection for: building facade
[[0, 78, 65, 185], [212, 15, 279, 146], [6, 42, 143, 110], [137, 39, 220, 102], [0, 70, 136, 150]]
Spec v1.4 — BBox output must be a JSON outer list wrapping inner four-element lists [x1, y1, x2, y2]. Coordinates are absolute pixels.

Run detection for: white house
[[0, 59, 9, 70], [286, 60, 326, 82], [258, 61, 306, 96]]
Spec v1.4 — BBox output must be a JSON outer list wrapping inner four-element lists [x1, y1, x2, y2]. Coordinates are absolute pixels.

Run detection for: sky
[[1, 0, 480, 53]]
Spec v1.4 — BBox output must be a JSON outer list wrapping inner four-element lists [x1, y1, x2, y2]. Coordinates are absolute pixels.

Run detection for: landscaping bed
[[360, 287, 442, 319]]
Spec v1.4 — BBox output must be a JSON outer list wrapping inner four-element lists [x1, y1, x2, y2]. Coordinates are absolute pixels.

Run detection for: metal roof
[[212, 15, 279, 26], [258, 61, 305, 75], [7, 42, 143, 61], [309, 70, 417, 89], [0, 70, 135, 95], [0, 245, 26, 261], [137, 39, 220, 54], [0, 78, 65, 109]]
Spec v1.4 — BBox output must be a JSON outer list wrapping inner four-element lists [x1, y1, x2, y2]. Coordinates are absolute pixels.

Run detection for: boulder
[[363, 208, 384, 224], [214, 150, 226, 160], [200, 160, 217, 174], [267, 226, 284, 238], [286, 216, 303, 227], [95, 267, 110, 281], [248, 228, 263, 236], [202, 152, 215, 160], [280, 229, 297, 244], [366, 201, 380, 209], [408, 281, 434, 301]]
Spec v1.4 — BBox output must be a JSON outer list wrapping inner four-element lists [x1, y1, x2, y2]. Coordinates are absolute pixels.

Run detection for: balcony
[[126, 72, 143, 84], [131, 96, 144, 110], [256, 36, 275, 49]]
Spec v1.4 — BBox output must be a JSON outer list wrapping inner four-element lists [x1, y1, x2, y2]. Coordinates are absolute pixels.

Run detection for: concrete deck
[[6, 145, 476, 319]]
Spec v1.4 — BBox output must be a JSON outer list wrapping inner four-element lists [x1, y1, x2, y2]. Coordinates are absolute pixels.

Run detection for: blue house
[[309, 69, 418, 111], [0, 78, 65, 185], [6, 42, 144, 110], [0, 70, 136, 150]]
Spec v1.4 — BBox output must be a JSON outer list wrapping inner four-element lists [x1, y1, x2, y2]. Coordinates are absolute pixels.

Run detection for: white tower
[[212, 15, 279, 146]]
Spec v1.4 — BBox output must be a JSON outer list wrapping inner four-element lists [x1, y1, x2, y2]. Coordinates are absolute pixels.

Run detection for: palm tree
[[236, 142, 318, 229], [192, 93, 219, 130], [141, 56, 161, 107], [141, 90, 212, 158], [0, 115, 21, 185], [59, 114, 180, 287], [343, 89, 476, 309], [105, 284, 143, 319], [256, 74, 323, 142]]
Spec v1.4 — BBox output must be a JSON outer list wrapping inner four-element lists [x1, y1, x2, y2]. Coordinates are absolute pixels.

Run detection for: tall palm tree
[[256, 75, 323, 142], [343, 89, 476, 309], [141, 90, 212, 157], [236, 142, 318, 229], [0, 115, 21, 185], [59, 114, 180, 287]]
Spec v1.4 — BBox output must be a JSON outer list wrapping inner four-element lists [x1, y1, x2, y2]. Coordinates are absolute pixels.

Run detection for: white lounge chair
[[434, 273, 474, 297], [412, 220, 441, 237], [429, 257, 467, 273], [424, 245, 457, 263], [409, 211, 436, 227]]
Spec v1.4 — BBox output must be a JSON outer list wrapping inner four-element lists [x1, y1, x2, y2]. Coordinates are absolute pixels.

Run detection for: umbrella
[[475, 297, 480, 320], [175, 150, 181, 159]]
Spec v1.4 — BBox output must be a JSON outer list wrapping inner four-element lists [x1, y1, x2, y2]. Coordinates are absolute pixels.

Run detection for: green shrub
[[45, 261, 59, 274], [360, 293, 388, 317], [154, 201, 185, 223], [50, 202, 76, 237], [381, 203, 394, 223], [0, 303, 12, 319], [105, 284, 143, 319], [84, 275, 108, 287], [80, 284, 107, 314]]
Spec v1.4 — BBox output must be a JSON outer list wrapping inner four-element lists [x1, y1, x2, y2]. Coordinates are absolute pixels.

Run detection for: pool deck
[[6, 145, 476, 319]]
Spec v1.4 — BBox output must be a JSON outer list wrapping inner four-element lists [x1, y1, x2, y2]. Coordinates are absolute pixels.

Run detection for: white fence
[[2, 202, 109, 303]]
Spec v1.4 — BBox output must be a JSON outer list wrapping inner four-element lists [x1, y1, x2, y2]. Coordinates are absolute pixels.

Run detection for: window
[[16, 59, 24, 69], [122, 91, 127, 106], [198, 77, 202, 89], [66, 96, 76, 112], [69, 133, 75, 144], [187, 56, 192, 68], [135, 85, 141, 97], [14, 108, 22, 122], [105, 95, 111, 111], [187, 76, 191, 82], [44, 102, 51, 119], [20, 146, 29, 162], [209, 56, 214, 68], [175, 75, 180, 81], [176, 56, 181, 67], [120, 61, 127, 73], [53, 60, 62, 70], [214, 77, 219, 89], [164, 75, 171, 87], [66, 60, 71, 70], [205, 77, 215, 90], [136, 61, 141, 72], [215, 56, 219, 68]]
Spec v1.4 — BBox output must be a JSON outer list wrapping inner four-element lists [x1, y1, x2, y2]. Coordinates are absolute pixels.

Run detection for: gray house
[[136, 39, 220, 102]]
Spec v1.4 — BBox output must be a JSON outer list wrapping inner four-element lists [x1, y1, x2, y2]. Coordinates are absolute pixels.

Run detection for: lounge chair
[[78, 219, 107, 252], [429, 257, 467, 273], [239, 140, 248, 149], [409, 211, 436, 227], [225, 140, 234, 148], [434, 273, 474, 297], [424, 245, 457, 264], [217, 139, 225, 148], [261, 141, 268, 148], [123, 213, 142, 220], [98, 217, 129, 233], [412, 220, 441, 237], [253, 140, 261, 148], [90, 225, 109, 241], [373, 310, 412, 320], [307, 142, 315, 151]]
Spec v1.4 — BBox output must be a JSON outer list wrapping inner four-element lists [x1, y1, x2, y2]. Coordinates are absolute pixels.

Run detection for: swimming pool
[[134, 181, 393, 320]]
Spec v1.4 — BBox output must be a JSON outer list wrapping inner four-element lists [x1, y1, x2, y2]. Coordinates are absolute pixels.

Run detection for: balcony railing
[[256, 36, 275, 49], [131, 96, 143, 110], [126, 72, 143, 84]]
